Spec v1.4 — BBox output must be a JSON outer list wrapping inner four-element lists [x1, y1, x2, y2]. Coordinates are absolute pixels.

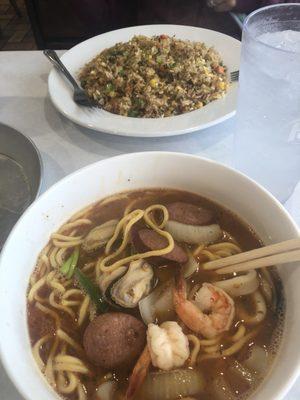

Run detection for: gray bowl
[[0, 124, 42, 248]]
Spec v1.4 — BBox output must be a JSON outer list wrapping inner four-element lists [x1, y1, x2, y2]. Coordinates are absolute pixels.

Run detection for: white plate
[[48, 25, 240, 137]]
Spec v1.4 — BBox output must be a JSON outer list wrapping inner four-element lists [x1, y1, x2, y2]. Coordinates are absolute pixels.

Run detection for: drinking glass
[[234, 4, 300, 202]]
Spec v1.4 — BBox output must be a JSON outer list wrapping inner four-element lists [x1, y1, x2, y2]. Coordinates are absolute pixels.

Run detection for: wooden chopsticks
[[202, 238, 300, 275]]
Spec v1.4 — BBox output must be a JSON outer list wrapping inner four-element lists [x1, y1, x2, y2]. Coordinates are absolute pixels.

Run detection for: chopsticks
[[202, 238, 300, 275]]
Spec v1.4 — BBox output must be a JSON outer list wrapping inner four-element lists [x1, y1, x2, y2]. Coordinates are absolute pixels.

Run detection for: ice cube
[[258, 30, 300, 53]]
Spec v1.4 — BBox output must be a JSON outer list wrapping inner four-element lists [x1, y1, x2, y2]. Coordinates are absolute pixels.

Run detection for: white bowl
[[0, 152, 299, 400]]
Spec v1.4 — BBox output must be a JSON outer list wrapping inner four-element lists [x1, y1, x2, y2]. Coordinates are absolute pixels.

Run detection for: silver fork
[[43, 49, 95, 107], [230, 70, 239, 82]]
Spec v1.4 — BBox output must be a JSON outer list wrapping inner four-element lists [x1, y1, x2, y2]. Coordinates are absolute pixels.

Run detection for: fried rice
[[79, 35, 228, 118]]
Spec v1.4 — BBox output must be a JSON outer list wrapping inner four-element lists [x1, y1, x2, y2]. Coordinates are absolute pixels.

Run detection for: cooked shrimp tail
[[125, 346, 151, 400], [174, 268, 187, 300], [174, 271, 235, 339]]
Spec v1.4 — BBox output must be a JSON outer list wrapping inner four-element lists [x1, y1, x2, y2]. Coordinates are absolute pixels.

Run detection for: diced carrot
[[217, 66, 225, 74]]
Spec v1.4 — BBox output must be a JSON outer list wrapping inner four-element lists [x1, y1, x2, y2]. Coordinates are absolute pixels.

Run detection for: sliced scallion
[[66, 247, 80, 279], [60, 251, 74, 276], [74, 269, 109, 313]]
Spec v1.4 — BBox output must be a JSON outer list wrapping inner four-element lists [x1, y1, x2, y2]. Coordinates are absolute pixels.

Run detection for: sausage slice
[[167, 202, 214, 226], [132, 228, 188, 265]]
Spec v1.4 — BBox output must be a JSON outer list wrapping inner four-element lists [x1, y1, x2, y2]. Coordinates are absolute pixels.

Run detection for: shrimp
[[147, 321, 190, 371], [125, 346, 151, 400], [173, 272, 235, 339]]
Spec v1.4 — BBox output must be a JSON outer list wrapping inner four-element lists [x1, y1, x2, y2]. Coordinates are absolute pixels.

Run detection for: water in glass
[[235, 5, 300, 202]]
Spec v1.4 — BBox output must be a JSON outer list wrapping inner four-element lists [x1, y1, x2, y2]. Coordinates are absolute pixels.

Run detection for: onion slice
[[240, 290, 267, 325], [96, 381, 117, 400], [139, 280, 175, 325], [165, 220, 222, 245], [183, 249, 199, 278], [138, 369, 205, 400], [213, 270, 259, 297], [244, 345, 268, 375]]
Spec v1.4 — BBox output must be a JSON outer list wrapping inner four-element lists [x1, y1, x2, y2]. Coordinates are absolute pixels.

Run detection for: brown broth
[[27, 189, 284, 400]]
